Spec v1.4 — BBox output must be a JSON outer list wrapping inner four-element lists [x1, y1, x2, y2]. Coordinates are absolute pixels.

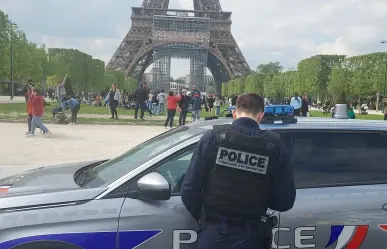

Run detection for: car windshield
[[80, 126, 204, 188]]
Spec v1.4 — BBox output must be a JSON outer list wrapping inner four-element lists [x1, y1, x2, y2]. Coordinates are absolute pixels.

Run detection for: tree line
[[0, 10, 138, 96], [222, 54, 387, 105]]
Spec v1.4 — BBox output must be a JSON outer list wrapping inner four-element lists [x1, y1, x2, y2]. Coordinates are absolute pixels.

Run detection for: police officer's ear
[[256, 112, 265, 123], [232, 109, 237, 120]]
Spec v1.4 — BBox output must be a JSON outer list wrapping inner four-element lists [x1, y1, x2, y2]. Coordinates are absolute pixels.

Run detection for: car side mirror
[[136, 172, 171, 200]]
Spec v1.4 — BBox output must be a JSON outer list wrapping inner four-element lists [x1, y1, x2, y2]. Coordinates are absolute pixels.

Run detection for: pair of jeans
[[152, 103, 158, 114], [164, 109, 176, 127], [147, 100, 152, 110], [30, 116, 49, 135], [215, 106, 220, 116], [27, 114, 43, 132], [179, 109, 188, 125], [71, 104, 80, 123], [192, 110, 201, 121], [135, 103, 145, 119], [110, 100, 118, 118], [159, 103, 165, 115]]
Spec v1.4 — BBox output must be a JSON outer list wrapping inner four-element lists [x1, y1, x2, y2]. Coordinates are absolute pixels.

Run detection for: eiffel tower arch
[[106, 0, 251, 93]]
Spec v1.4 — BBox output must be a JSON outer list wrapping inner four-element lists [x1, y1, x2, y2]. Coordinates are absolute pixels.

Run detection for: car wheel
[[10, 241, 82, 249]]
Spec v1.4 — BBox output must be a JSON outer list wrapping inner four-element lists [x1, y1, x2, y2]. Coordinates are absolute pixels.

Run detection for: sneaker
[[68, 123, 73, 125], [44, 131, 52, 138], [164, 126, 168, 129], [26, 133, 35, 137], [25, 131, 30, 135]]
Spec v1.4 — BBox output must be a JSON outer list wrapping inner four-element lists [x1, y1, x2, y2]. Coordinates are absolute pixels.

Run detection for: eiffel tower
[[106, 0, 251, 93]]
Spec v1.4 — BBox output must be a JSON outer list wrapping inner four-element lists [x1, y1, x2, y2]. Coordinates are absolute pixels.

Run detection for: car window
[[282, 131, 387, 188], [156, 148, 195, 195], [80, 127, 202, 188]]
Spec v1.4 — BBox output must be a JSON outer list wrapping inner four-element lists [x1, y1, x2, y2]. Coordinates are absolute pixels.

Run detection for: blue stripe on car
[[0, 230, 162, 249]]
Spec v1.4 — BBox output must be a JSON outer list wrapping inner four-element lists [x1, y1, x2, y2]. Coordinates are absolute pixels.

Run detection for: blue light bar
[[264, 104, 294, 116], [223, 105, 297, 124]]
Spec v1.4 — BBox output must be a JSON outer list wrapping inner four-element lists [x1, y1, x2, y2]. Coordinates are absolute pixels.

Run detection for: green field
[[308, 110, 384, 120], [0, 102, 384, 124]]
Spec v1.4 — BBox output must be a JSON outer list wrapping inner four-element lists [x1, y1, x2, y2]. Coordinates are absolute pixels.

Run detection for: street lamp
[[381, 40, 387, 97], [288, 68, 295, 98], [93, 65, 100, 91], [84, 54, 88, 94], [9, 20, 15, 100]]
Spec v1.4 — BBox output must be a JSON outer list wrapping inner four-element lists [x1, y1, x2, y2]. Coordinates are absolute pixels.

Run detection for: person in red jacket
[[25, 98, 44, 135], [26, 88, 51, 138], [164, 91, 181, 129]]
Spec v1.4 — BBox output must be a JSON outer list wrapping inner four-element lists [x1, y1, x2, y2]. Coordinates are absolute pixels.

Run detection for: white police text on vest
[[216, 147, 269, 174]]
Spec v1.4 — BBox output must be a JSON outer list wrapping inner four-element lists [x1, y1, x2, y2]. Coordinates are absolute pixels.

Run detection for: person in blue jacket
[[62, 97, 81, 124], [181, 93, 296, 249]]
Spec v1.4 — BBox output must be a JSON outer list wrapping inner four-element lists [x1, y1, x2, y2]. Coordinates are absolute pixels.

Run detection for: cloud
[[1, 0, 387, 77]]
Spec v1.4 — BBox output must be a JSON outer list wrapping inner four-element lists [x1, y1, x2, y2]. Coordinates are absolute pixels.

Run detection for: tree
[[256, 62, 283, 74], [46, 75, 61, 88], [327, 66, 349, 99]]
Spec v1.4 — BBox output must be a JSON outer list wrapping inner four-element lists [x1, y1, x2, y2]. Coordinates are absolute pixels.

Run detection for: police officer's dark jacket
[[204, 121, 281, 219]]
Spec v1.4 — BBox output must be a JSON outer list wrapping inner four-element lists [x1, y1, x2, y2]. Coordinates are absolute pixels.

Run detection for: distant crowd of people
[[133, 83, 223, 128]]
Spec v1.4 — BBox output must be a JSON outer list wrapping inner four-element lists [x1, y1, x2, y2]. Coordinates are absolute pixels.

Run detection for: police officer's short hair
[[236, 93, 265, 115]]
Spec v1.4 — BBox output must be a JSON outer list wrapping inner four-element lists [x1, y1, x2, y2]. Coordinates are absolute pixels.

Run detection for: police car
[[1, 105, 387, 249]]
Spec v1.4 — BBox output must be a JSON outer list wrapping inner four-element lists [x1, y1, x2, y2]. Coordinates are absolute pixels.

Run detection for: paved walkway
[[0, 123, 165, 178], [0, 96, 54, 104]]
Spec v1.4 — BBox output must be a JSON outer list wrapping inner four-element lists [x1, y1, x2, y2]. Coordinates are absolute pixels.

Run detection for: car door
[[275, 130, 387, 249], [117, 146, 199, 249]]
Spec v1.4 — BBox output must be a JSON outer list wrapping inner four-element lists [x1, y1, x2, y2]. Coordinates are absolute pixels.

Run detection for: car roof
[[186, 117, 387, 132]]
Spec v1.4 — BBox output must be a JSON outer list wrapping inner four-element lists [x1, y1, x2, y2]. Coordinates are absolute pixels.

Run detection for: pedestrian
[[383, 97, 387, 121], [134, 83, 147, 120], [207, 95, 214, 115], [108, 83, 121, 119], [178, 89, 189, 126], [25, 95, 44, 135], [56, 74, 67, 104], [180, 93, 296, 249], [164, 91, 181, 129], [26, 88, 51, 138], [147, 91, 154, 111], [63, 96, 81, 125], [152, 91, 159, 114], [290, 93, 301, 116], [191, 93, 202, 121], [301, 93, 309, 117], [143, 83, 153, 117], [214, 96, 221, 116], [157, 89, 166, 115]]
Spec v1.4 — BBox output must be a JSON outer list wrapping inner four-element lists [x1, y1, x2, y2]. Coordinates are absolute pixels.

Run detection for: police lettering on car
[[180, 93, 296, 249]]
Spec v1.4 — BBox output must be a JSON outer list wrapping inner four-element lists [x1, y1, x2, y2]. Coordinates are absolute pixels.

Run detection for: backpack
[[152, 94, 158, 103]]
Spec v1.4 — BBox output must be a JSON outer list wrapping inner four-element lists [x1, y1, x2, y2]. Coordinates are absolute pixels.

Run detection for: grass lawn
[[309, 110, 384, 120], [0, 102, 384, 123], [0, 102, 137, 115]]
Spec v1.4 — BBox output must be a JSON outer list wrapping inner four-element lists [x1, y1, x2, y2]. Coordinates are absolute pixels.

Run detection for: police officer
[[180, 93, 296, 249]]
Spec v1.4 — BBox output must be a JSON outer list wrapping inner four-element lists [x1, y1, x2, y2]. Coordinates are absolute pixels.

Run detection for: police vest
[[204, 124, 280, 219]]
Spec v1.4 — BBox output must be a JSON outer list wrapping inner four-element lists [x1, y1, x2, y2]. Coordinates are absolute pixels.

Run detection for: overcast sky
[[1, 0, 387, 78]]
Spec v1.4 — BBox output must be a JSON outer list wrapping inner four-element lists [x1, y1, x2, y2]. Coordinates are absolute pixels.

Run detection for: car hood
[[0, 160, 108, 210]]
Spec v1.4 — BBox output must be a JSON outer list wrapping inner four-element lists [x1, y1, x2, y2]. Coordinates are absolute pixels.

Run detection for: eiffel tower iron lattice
[[106, 0, 251, 92]]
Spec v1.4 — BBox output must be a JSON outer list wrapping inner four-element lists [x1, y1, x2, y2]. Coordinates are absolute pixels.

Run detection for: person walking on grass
[[178, 89, 189, 126], [63, 97, 81, 125], [26, 88, 51, 138], [157, 89, 166, 115], [107, 83, 121, 119], [164, 91, 181, 129]]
